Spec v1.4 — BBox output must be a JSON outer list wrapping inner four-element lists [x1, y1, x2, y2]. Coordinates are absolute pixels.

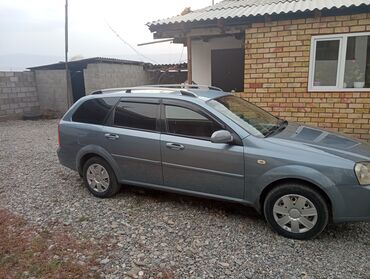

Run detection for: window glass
[[72, 98, 118, 125], [208, 95, 278, 137], [344, 35, 370, 89], [313, 40, 340, 86], [114, 102, 158, 131], [165, 105, 223, 138]]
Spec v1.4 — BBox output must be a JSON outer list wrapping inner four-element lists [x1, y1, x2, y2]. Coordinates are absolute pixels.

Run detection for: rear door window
[[114, 102, 159, 132], [72, 98, 118, 125], [165, 105, 223, 139]]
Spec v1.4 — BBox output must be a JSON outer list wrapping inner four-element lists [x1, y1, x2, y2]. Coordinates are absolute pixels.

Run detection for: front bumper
[[332, 184, 370, 223]]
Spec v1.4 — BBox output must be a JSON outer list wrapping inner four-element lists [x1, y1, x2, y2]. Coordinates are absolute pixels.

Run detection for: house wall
[[34, 70, 69, 116], [192, 36, 244, 85], [84, 63, 151, 94], [0, 71, 39, 119], [243, 13, 370, 141]]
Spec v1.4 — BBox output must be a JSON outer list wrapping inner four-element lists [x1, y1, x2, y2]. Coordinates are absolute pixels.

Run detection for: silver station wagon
[[57, 85, 370, 239]]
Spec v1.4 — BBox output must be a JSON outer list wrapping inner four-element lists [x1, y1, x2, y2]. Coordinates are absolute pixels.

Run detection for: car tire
[[263, 183, 329, 240], [82, 157, 120, 198]]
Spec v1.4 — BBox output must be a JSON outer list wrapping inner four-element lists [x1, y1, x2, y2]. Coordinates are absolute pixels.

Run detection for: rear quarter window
[[72, 97, 119, 125]]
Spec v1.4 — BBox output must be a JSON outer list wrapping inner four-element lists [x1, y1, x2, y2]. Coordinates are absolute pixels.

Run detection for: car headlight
[[355, 162, 370, 185]]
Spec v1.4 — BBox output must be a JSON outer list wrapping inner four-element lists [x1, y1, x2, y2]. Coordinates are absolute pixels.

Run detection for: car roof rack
[[90, 84, 222, 98], [145, 84, 223, 91], [124, 87, 198, 98]]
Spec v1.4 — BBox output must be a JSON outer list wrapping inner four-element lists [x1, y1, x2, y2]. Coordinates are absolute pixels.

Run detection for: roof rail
[[145, 84, 223, 91], [91, 84, 223, 95], [123, 87, 176, 93], [90, 88, 127, 95], [179, 90, 197, 97], [125, 87, 198, 98], [90, 85, 222, 98]]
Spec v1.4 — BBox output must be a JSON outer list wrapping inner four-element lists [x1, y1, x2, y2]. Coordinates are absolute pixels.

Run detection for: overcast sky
[[0, 0, 221, 69]]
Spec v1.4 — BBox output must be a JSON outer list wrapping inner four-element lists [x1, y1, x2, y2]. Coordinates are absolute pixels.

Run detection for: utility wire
[[105, 20, 158, 64]]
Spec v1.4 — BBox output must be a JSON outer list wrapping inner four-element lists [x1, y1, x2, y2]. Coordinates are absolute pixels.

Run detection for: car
[[57, 85, 370, 240]]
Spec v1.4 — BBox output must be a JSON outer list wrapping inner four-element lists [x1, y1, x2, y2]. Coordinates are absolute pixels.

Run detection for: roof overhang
[[149, 4, 370, 40]]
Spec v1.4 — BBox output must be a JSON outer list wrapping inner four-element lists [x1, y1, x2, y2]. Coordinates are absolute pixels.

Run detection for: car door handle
[[104, 133, 119, 140], [166, 143, 185, 150]]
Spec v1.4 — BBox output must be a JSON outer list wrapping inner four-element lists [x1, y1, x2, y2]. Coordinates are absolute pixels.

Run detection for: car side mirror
[[211, 130, 233, 144]]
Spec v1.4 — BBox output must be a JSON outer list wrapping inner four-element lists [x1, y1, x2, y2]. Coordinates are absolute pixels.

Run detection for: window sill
[[308, 87, 370, 92]]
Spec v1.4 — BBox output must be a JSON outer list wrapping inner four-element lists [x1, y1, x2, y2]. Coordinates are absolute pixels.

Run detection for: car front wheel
[[263, 183, 329, 240], [82, 157, 120, 198]]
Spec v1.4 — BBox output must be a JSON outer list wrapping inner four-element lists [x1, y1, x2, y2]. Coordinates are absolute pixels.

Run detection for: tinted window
[[165, 105, 223, 138], [72, 98, 118, 125], [114, 102, 158, 131]]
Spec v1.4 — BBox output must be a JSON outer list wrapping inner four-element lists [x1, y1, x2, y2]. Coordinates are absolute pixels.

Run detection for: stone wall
[[0, 71, 39, 119], [243, 13, 370, 141], [34, 70, 69, 116], [84, 63, 151, 94]]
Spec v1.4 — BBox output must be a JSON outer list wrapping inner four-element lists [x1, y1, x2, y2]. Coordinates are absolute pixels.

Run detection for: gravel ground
[[1, 119, 370, 279]]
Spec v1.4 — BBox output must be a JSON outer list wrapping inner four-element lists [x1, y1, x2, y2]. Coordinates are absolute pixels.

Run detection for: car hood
[[270, 123, 370, 162]]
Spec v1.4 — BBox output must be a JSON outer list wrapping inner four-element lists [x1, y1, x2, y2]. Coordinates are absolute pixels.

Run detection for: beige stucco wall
[[34, 70, 69, 116], [83, 63, 151, 94]]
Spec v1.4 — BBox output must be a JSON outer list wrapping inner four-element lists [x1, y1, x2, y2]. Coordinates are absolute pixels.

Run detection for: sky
[[0, 0, 221, 70]]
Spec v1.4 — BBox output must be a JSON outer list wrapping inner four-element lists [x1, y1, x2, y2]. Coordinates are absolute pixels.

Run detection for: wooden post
[[187, 37, 192, 84]]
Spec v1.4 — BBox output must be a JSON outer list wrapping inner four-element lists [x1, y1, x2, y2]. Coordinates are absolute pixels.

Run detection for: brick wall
[[244, 13, 370, 141], [0, 71, 39, 119]]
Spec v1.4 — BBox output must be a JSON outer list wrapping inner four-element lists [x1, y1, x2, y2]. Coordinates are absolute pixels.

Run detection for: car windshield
[[207, 95, 280, 137]]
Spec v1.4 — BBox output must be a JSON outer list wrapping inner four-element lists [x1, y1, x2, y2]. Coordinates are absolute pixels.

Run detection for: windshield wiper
[[264, 119, 288, 137]]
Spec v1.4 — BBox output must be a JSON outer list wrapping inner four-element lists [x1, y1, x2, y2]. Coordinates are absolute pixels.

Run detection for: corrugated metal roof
[[28, 57, 146, 70], [149, 0, 370, 27]]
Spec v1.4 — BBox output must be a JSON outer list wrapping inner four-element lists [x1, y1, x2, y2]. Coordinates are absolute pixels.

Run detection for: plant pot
[[354, 81, 365, 88]]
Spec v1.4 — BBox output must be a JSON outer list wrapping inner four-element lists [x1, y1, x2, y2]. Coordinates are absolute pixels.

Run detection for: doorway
[[211, 48, 244, 92], [70, 70, 86, 102]]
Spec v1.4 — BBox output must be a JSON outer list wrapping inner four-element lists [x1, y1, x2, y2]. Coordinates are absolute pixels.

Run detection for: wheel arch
[[258, 178, 333, 220], [76, 145, 120, 179]]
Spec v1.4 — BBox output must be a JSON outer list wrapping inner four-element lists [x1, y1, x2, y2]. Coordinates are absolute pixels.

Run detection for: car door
[[160, 99, 245, 199], [102, 97, 162, 185]]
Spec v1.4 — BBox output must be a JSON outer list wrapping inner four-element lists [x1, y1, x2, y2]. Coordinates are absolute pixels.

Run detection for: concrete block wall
[[34, 70, 69, 116], [84, 63, 151, 94], [243, 13, 370, 141], [0, 71, 39, 119]]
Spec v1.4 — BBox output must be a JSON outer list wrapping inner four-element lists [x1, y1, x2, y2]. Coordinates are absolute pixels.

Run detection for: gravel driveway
[[1, 119, 370, 279]]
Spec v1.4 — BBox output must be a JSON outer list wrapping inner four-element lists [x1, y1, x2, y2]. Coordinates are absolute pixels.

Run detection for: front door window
[[165, 105, 223, 139]]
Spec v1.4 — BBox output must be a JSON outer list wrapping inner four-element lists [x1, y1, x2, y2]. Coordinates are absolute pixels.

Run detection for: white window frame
[[308, 32, 370, 92]]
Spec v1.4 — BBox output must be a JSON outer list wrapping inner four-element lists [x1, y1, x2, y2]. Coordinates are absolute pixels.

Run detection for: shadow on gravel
[[71, 176, 368, 241], [119, 183, 262, 220]]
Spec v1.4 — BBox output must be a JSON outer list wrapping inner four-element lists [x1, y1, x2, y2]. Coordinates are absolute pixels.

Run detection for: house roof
[[148, 0, 370, 27], [145, 63, 188, 72], [28, 57, 146, 70]]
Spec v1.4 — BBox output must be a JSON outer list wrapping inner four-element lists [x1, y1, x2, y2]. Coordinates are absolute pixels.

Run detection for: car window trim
[[109, 99, 161, 133], [71, 97, 120, 126], [161, 98, 243, 145], [162, 103, 223, 141]]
